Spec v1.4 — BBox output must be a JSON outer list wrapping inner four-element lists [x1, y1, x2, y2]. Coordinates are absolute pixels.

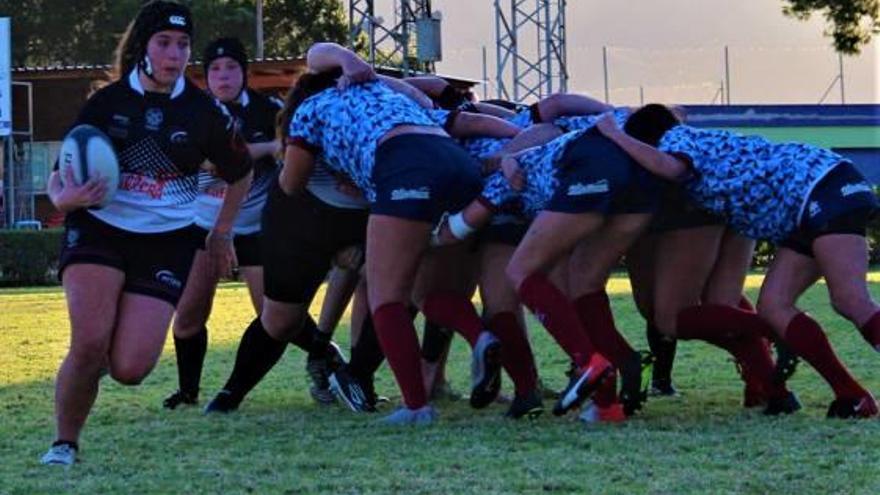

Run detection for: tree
[[0, 0, 347, 67], [783, 0, 880, 54], [261, 0, 347, 58]]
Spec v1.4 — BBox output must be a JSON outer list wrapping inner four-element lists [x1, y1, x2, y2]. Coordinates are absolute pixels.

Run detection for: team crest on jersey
[[170, 130, 189, 144], [145, 108, 164, 131], [66, 228, 80, 248]]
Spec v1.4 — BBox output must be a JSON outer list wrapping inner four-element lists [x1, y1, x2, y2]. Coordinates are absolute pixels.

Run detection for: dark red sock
[[785, 312, 867, 399], [860, 310, 880, 350], [593, 372, 618, 407], [421, 292, 482, 347], [573, 291, 635, 368], [738, 295, 755, 313], [518, 273, 595, 366], [716, 334, 786, 400], [372, 302, 427, 409], [488, 312, 538, 396], [677, 304, 774, 341]]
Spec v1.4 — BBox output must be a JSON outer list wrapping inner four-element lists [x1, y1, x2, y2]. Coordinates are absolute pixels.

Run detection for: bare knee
[[109, 362, 152, 386], [505, 262, 530, 293], [828, 290, 875, 323]]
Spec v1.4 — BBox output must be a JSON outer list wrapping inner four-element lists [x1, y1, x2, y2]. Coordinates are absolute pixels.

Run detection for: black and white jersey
[[68, 69, 252, 233], [194, 89, 282, 234]]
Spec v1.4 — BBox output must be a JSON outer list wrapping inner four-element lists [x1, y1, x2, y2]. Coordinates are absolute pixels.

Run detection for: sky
[[368, 0, 878, 104]]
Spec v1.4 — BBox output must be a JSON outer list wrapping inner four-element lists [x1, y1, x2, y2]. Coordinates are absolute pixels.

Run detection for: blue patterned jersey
[[658, 125, 845, 242], [288, 81, 438, 201], [554, 107, 630, 133], [507, 108, 534, 128]]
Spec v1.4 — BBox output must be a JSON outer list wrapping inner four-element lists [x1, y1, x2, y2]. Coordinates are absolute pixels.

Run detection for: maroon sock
[[372, 302, 427, 409], [593, 372, 618, 407], [784, 312, 867, 399], [421, 292, 482, 347], [720, 334, 787, 400], [518, 273, 595, 366], [677, 304, 774, 341], [488, 312, 538, 396], [573, 291, 635, 368], [860, 310, 880, 350]]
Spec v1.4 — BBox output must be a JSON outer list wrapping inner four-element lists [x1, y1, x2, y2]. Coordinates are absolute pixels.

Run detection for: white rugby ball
[[58, 124, 120, 208]]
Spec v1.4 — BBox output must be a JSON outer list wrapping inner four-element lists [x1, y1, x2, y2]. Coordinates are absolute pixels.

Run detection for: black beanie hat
[[204, 37, 248, 73], [134, 1, 194, 46]]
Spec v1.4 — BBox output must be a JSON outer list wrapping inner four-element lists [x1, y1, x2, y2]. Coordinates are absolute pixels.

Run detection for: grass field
[[2, 274, 879, 494]]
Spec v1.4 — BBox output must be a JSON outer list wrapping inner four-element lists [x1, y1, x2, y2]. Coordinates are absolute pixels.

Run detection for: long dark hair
[[623, 103, 681, 146], [276, 68, 342, 142]]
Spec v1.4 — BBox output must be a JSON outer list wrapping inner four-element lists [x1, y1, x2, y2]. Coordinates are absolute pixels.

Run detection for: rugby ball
[[58, 124, 120, 208]]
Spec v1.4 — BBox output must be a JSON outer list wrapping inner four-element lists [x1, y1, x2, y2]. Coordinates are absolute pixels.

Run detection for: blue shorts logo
[[567, 180, 609, 197], [841, 182, 872, 197], [391, 187, 430, 201]]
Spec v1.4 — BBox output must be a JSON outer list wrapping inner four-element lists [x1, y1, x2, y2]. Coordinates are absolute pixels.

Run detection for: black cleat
[[305, 354, 335, 405], [203, 390, 240, 414], [470, 332, 503, 409], [772, 340, 800, 385], [163, 390, 198, 410], [330, 365, 377, 413], [649, 379, 678, 397], [619, 351, 653, 417], [505, 389, 544, 420], [763, 391, 802, 416], [826, 395, 879, 419]]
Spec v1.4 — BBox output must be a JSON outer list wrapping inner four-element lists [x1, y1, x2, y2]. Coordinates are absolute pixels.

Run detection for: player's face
[[207, 57, 244, 103], [145, 30, 191, 86]]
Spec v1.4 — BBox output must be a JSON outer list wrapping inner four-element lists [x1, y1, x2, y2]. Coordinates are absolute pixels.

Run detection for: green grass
[[2, 275, 879, 494]]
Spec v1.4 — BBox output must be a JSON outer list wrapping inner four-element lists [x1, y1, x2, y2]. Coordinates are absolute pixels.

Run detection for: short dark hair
[[624, 103, 681, 146]]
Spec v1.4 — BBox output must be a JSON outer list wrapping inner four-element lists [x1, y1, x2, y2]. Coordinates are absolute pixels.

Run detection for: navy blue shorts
[[371, 134, 482, 224], [780, 162, 879, 257], [193, 227, 263, 267], [649, 183, 723, 233], [545, 130, 662, 215], [59, 211, 200, 306]]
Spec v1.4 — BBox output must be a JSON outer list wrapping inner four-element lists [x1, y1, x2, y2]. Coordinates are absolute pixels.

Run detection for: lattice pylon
[[495, 0, 568, 102]]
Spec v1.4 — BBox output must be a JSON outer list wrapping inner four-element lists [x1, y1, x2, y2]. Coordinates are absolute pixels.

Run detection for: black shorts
[[478, 213, 530, 246], [649, 183, 724, 233], [546, 130, 662, 215], [262, 180, 368, 304], [780, 162, 879, 257], [371, 134, 482, 224], [59, 211, 200, 306], [193, 227, 263, 267]]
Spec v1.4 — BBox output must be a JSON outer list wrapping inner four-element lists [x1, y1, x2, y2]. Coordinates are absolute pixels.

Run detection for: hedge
[[0, 229, 63, 286], [1, 220, 879, 287]]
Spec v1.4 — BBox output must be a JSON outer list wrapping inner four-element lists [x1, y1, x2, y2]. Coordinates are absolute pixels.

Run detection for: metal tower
[[495, 0, 568, 102], [348, 0, 439, 75]]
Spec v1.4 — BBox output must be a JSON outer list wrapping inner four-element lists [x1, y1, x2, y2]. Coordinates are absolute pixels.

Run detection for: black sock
[[646, 321, 676, 384], [221, 317, 286, 402], [289, 315, 328, 356], [421, 320, 452, 363], [348, 313, 385, 379], [174, 326, 208, 397]]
